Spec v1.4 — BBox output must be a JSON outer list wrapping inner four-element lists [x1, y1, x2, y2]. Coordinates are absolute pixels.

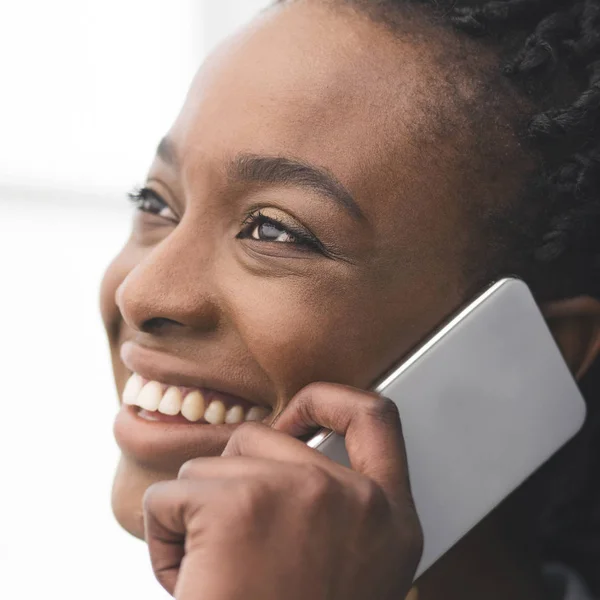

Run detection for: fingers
[[223, 382, 412, 507], [272, 382, 411, 503], [222, 421, 333, 465], [178, 455, 287, 480], [143, 480, 207, 597]]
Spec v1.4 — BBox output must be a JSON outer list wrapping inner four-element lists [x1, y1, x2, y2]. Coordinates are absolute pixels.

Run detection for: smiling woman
[[98, 1, 600, 599]]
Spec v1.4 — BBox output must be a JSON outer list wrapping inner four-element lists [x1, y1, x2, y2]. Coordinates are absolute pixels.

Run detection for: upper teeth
[[122, 373, 269, 424]]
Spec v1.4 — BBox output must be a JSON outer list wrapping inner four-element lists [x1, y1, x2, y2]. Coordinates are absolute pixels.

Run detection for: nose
[[116, 227, 221, 335]]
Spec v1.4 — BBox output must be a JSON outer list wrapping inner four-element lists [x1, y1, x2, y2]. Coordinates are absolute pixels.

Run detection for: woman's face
[[101, 0, 523, 537]]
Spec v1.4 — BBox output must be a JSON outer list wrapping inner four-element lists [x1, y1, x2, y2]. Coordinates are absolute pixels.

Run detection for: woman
[[100, 0, 600, 598]]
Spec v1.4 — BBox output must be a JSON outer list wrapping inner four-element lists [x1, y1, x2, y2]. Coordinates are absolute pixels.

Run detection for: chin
[[111, 455, 176, 540]]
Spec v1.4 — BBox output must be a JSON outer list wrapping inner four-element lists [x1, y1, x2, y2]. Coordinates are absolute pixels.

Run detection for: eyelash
[[128, 186, 177, 222], [237, 210, 322, 251], [128, 187, 322, 251]]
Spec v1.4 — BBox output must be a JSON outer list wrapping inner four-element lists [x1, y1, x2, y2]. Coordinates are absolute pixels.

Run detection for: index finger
[[272, 382, 412, 504]]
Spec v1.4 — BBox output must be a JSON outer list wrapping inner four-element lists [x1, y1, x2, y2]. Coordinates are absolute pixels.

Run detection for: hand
[[143, 382, 424, 600]]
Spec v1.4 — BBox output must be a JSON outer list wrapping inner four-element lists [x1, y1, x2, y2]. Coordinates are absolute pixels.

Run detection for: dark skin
[[101, 1, 600, 599]]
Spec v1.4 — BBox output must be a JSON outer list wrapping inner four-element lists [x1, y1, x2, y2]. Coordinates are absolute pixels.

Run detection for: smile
[[122, 373, 271, 425]]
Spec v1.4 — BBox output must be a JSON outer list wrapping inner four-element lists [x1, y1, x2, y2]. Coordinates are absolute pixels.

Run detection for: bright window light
[[0, 0, 271, 196]]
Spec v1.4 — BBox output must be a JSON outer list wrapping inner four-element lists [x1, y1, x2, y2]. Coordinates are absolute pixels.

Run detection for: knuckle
[[364, 396, 401, 428], [228, 480, 267, 520], [299, 464, 336, 504], [356, 478, 387, 514]]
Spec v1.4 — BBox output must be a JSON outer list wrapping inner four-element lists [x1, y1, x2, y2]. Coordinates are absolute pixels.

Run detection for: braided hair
[[449, 0, 600, 303], [277, 0, 600, 591]]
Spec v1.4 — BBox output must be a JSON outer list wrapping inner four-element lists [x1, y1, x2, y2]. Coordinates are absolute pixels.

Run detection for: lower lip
[[114, 405, 240, 471]]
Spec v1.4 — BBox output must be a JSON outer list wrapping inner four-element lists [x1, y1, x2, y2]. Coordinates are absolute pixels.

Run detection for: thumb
[[272, 382, 413, 505]]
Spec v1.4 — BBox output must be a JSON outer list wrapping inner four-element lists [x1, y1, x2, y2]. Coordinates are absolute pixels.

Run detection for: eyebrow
[[155, 137, 365, 222], [228, 153, 365, 221]]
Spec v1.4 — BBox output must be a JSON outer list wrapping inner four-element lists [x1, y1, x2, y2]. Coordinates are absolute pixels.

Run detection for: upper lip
[[120, 340, 270, 409]]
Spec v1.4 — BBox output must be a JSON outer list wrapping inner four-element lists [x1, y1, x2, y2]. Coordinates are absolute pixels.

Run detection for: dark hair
[[448, 0, 600, 304], [277, 0, 600, 591]]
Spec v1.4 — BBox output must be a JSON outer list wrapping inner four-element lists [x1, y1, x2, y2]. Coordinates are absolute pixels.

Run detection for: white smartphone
[[307, 278, 586, 579]]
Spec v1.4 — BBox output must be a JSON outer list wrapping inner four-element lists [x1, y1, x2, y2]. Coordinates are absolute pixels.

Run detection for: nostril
[[142, 317, 185, 334]]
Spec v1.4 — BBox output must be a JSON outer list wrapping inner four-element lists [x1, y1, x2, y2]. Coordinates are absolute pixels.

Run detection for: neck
[[414, 503, 549, 600]]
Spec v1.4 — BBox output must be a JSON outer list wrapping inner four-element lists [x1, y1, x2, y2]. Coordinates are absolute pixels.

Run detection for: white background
[[0, 2, 271, 598]]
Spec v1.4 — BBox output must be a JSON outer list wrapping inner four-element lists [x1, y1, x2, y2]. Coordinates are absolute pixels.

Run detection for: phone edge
[[306, 278, 513, 450]]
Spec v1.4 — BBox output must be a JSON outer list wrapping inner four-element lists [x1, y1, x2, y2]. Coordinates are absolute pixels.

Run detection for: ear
[[541, 296, 600, 380]]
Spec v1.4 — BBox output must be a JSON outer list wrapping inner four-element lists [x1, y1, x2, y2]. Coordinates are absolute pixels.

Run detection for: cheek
[[227, 273, 420, 397]]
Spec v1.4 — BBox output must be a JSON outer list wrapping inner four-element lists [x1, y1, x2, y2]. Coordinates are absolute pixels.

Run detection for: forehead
[[171, 2, 451, 194]]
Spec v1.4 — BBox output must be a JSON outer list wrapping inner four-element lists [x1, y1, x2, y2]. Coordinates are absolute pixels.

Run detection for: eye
[[237, 210, 321, 250], [128, 186, 178, 222], [249, 218, 297, 243]]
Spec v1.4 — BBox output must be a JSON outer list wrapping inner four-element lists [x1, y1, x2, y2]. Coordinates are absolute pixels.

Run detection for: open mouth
[[122, 373, 271, 425]]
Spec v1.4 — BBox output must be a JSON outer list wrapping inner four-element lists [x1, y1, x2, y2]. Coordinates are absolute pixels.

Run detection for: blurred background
[[0, 2, 270, 598]]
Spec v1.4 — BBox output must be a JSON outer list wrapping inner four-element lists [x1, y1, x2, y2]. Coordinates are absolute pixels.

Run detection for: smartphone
[[307, 278, 586, 579]]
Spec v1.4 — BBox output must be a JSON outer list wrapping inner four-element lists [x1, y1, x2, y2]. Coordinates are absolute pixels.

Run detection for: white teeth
[[225, 405, 245, 424], [158, 387, 183, 416], [122, 373, 143, 405], [181, 391, 205, 422], [245, 407, 269, 422], [125, 373, 259, 425], [137, 381, 163, 411], [204, 400, 226, 425]]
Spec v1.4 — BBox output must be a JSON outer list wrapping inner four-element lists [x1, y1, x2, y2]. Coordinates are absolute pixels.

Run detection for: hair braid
[[502, 8, 581, 74], [528, 62, 600, 144], [450, 0, 568, 34], [568, 0, 600, 58], [429, 0, 600, 304], [534, 144, 600, 296]]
